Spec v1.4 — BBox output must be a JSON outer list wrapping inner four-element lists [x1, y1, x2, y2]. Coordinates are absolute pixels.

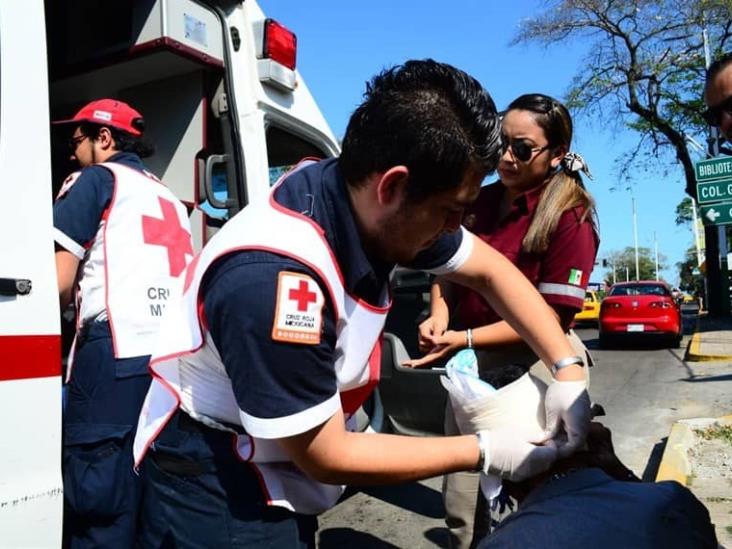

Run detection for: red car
[[599, 281, 682, 348]]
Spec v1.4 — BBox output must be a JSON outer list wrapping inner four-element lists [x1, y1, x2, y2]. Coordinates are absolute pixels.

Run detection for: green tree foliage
[[677, 245, 705, 294], [512, 0, 732, 196], [675, 196, 695, 225], [604, 246, 668, 283]]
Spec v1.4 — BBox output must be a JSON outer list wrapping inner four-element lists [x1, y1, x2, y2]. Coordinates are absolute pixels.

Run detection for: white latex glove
[[541, 380, 591, 458], [479, 429, 558, 482]]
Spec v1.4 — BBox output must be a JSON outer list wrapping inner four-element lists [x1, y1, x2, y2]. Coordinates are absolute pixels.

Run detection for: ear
[[549, 146, 567, 169], [96, 127, 115, 151], [374, 166, 409, 207]]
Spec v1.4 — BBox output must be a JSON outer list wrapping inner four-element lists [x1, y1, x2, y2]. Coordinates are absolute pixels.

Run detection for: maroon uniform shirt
[[452, 180, 599, 328]]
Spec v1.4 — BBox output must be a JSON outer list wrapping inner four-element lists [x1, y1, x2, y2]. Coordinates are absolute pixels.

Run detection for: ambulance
[[0, 1, 338, 545]]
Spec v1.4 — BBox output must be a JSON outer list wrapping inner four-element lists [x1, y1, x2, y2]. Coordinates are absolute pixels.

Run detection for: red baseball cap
[[53, 99, 144, 136]]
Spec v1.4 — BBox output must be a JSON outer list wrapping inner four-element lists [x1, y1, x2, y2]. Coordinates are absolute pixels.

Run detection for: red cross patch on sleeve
[[271, 271, 325, 345]]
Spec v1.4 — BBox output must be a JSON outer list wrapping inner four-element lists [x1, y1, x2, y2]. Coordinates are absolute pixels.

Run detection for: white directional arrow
[[706, 208, 721, 222]]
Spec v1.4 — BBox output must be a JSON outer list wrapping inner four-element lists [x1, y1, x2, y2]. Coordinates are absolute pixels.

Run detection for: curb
[[655, 415, 732, 485], [685, 329, 732, 362], [655, 421, 693, 484]]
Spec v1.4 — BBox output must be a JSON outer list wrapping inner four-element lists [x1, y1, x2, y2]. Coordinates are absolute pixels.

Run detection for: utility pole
[[690, 196, 703, 266], [625, 266, 629, 282], [632, 197, 640, 280], [654, 231, 659, 281], [685, 137, 712, 312], [612, 257, 617, 284]]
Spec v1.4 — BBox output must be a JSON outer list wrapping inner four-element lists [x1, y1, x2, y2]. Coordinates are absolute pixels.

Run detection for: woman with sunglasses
[[405, 93, 599, 548]]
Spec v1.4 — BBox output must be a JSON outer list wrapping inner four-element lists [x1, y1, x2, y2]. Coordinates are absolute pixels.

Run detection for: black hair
[[706, 52, 732, 85], [339, 59, 501, 202], [79, 121, 154, 158]]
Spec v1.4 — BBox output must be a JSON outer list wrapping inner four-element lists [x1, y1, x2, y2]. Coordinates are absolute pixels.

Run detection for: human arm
[[55, 249, 80, 309], [415, 278, 452, 354], [204, 252, 556, 483], [440, 234, 589, 455], [278, 408, 556, 485], [52, 167, 112, 307], [440, 234, 583, 380], [405, 303, 576, 368], [422, 208, 597, 378]]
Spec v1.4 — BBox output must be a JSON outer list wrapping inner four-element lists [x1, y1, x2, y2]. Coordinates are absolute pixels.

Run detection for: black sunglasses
[[68, 134, 87, 151], [501, 138, 549, 162], [702, 95, 732, 127]]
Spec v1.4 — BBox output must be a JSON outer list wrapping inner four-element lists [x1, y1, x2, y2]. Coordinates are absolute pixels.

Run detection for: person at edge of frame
[[131, 60, 591, 548], [703, 51, 732, 142], [405, 94, 599, 548]]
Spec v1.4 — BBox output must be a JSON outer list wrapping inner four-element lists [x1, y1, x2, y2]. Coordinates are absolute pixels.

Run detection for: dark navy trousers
[[138, 409, 318, 548], [63, 322, 151, 549]]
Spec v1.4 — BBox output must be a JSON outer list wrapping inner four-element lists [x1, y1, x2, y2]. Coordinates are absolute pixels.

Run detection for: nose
[[500, 142, 515, 164]]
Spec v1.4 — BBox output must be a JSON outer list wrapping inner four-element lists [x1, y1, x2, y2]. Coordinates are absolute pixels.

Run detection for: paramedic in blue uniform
[[133, 60, 591, 548], [53, 99, 193, 548]]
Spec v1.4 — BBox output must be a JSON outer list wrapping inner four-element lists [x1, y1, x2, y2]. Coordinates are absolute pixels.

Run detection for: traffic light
[[602, 259, 609, 268]]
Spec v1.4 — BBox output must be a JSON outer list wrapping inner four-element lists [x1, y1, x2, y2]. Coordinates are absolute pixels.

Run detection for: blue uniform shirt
[[479, 468, 718, 549], [202, 158, 464, 431], [53, 152, 146, 254]]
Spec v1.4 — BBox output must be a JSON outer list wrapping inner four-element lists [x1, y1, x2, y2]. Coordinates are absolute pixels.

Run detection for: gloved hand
[[479, 429, 558, 481], [541, 379, 591, 458]]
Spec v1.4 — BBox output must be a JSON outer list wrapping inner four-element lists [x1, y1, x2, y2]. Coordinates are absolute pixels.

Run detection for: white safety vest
[[134, 180, 391, 514], [59, 162, 193, 364]]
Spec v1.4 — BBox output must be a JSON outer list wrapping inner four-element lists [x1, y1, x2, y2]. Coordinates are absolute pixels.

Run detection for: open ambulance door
[[47, 0, 340, 254], [0, 1, 64, 546], [198, 1, 340, 233]]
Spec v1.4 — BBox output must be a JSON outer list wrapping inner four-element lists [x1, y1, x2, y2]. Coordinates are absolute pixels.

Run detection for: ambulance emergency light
[[254, 18, 298, 91]]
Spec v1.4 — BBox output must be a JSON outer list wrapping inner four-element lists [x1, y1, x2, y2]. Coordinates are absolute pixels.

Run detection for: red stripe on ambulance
[[0, 335, 61, 380]]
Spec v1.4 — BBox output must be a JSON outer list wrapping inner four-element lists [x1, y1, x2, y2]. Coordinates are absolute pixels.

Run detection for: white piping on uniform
[[538, 282, 586, 300], [53, 227, 86, 259], [239, 392, 342, 440], [426, 226, 474, 275]]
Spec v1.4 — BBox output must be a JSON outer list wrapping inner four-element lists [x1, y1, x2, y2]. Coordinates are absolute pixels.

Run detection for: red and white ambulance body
[[0, 1, 338, 545]]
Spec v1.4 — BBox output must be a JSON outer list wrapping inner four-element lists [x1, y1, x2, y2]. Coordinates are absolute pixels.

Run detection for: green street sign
[[700, 200, 732, 226], [695, 156, 732, 183], [696, 180, 732, 204]]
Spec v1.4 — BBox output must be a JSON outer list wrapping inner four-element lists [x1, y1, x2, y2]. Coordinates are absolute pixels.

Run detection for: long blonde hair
[[507, 94, 597, 254]]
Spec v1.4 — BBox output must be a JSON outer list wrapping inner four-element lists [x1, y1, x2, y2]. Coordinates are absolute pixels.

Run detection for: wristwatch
[[551, 355, 585, 376]]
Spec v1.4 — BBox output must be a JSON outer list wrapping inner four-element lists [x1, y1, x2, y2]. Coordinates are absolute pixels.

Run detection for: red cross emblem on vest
[[289, 279, 317, 311], [142, 197, 193, 277]]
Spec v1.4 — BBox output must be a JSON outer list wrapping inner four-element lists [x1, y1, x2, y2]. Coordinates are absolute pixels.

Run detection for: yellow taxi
[[575, 290, 601, 323]]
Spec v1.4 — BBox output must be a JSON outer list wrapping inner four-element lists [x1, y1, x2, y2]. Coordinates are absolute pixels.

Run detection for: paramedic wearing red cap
[[52, 99, 193, 548]]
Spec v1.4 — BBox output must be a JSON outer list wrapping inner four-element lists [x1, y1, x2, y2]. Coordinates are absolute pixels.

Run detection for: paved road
[[317, 321, 732, 547]]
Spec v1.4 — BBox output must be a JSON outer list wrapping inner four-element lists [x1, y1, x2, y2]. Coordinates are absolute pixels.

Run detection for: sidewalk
[[658, 313, 732, 546], [686, 313, 732, 361]]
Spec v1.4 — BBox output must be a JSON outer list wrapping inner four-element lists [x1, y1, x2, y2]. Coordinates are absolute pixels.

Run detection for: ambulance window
[[266, 125, 329, 186]]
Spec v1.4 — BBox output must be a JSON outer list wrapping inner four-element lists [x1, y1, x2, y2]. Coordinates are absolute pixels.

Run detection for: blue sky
[[260, 0, 696, 284]]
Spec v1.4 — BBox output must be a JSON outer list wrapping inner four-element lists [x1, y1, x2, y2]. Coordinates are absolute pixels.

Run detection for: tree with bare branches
[[513, 0, 732, 197]]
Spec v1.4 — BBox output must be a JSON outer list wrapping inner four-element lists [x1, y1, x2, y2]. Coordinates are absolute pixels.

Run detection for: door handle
[[0, 278, 32, 296]]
